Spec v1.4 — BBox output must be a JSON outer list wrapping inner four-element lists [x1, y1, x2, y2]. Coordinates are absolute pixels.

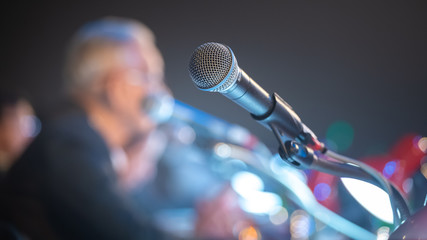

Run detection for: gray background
[[2, 0, 427, 158]]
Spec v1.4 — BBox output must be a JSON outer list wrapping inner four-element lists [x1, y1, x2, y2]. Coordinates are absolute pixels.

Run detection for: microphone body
[[222, 70, 304, 141], [221, 70, 271, 117]]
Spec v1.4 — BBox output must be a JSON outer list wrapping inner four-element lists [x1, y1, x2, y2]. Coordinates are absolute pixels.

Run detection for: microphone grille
[[188, 42, 239, 92]]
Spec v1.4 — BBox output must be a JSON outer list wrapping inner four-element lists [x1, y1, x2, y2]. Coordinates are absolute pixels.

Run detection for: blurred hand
[[115, 129, 167, 190], [195, 184, 255, 240]]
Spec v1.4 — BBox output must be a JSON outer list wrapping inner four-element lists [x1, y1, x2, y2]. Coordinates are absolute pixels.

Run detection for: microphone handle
[[222, 69, 305, 142], [222, 70, 272, 117]]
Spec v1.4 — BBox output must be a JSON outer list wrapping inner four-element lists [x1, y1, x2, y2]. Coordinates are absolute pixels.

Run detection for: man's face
[[104, 41, 168, 137]]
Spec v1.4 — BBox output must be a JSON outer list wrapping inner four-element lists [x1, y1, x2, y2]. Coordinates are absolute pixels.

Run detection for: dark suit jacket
[[0, 105, 165, 240]]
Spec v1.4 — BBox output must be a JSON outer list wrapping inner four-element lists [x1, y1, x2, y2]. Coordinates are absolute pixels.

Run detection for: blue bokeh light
[[313, 183, 331, 202], [382, 161, 397, 179]]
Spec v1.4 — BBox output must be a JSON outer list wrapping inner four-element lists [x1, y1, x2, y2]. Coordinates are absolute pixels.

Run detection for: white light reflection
[[231, 171, 282, 214], [239, 191, 283, 214], [341, 178, 393, 223], [215, 143, 232, 159], [269, 154, 307, 184], [376, 226, 390, 240], [231, 171, 264, 197]]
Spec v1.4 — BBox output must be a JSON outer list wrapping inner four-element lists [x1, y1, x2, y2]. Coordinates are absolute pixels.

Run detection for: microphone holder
[[268, 123, 410, 228]]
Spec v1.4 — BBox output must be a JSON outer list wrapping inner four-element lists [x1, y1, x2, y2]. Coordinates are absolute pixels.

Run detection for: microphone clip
[[278, 140, 317, 169], [270, 123, 317, 169]]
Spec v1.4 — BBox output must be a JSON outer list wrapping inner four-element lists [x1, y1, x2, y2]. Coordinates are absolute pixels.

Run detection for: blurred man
[[0, 17, 252, 240], [0, 92, 37, 180], [0, 17, 182, 240]]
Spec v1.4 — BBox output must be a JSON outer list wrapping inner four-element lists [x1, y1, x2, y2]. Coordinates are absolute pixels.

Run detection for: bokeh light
[[418, 137, 427, 153], [239, 226, 261, 240], [376, 226, 390, 240], [382, 161, 397, 179], [239, 191, 283, 215], [269, 206, 289, 225], [290, 210, 311, 240], [313, 183, 331, 202], [215, 143, 232, 159], [326, 121, 354, 152], [176, 125, 196, 145]]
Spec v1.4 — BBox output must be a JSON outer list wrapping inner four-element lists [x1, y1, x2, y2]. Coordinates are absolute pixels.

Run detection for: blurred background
[[2, 0, 426, 158], [1, 1, 427, 239]]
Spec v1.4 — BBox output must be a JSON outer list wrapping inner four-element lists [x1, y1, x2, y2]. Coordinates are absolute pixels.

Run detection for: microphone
[[188, 43, 411, 227], [188, 42, 323, 150]]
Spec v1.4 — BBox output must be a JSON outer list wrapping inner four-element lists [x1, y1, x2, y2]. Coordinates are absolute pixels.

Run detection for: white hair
[[63, 17, 160, 95]]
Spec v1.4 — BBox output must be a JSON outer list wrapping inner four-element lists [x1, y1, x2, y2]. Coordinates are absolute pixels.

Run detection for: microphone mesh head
[[188, 42, 239, 92]]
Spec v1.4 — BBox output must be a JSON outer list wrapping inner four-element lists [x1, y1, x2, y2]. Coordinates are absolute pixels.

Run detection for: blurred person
[[0, 92, 37, 180], [195, 184, 253, 239], [0, 17, 251, 240]]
